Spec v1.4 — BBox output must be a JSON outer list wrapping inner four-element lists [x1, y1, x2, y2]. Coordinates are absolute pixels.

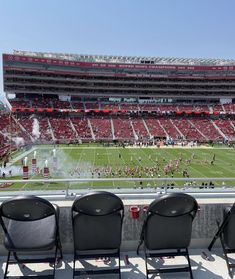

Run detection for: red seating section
[[144, 118, 166, 138], [49, 117, 77, 141], [2, 98, 235, 144], [90, 117, 112, 139], [172, 118, 204, 141], [71, 118, 92, 139], [189, 118, 223, 141], [131, 118, 149, 139], [159, 119, 180, 139], [213, 119, 235, 139], [112, 117, 134, 139]]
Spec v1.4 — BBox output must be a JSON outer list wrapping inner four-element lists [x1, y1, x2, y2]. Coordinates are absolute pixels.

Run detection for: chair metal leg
[[59, 244, 63, 260], [209, 218, 234, 278], [118, 250, 121, 279], [73, 252, 76, 279], [220, 236, 234, 278], [13, 252, 20, 262], [137, 240, 142, 255], [52, 245, 58, 279], [144, 246, 149, 278], [57, 238, 63, 260], [208, 220, 223, 251], [186, 248, 194, 279], [144, 248, 193, 279], [4, 251, 11, 279], [54, 239, 63, 267], [73, 252, 121, 278], [5, 247, 60, 279]]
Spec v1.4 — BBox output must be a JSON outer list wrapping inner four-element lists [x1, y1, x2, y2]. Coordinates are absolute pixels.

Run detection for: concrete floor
[[0, 249, 234, 279]]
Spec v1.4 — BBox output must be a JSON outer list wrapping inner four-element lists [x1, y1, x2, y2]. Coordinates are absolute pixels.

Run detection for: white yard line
[[127, 149, 149, 188], [33, 145, 234, 150], [91, 148, 96, 188], [70, 147, 86, 190], [8, 147, 36, 167], [105, 148, 115, 188], [137, 149, 174, 187], [117, 151, 136, 188], [9, 145, 235, 190]]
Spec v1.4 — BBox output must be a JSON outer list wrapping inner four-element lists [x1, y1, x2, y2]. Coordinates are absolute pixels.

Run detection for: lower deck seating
[[71, 118, 92, 139], [49, 117, 77, 141], [90, 116, 113, 139], [112, 117, 134, 139], [0, 112, 234, 144]]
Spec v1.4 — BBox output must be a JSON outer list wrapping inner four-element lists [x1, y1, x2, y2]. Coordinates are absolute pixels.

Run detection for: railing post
[[65, 182, 70, 197]]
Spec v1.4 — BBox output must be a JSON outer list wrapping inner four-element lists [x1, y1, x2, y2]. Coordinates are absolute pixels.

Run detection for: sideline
[[8, 147, 36, 167], [34, 145, 233, 150]]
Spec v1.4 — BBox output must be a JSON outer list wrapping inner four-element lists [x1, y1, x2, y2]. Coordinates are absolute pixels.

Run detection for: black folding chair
[[137, 193, 198, 279], [208, 203, 235, 278], [0, 195, 63, 279], [72, 191, 124, 278]]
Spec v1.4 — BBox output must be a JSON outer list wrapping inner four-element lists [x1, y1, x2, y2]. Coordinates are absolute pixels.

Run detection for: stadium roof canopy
[[13, 50, 235, 66]]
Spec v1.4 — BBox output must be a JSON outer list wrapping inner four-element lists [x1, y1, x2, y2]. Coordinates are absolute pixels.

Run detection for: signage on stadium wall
[[4, 54, 235, 72], [10, 107, 235, 115], [4, 66, 235, 80]]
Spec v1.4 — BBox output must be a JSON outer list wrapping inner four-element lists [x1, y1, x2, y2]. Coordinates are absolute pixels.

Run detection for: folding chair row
[[0, 191, 124, 279], [0, 191, 199, 279]]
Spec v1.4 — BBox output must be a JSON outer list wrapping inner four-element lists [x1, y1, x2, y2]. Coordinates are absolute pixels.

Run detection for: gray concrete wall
[[0, 199, 230, 255]]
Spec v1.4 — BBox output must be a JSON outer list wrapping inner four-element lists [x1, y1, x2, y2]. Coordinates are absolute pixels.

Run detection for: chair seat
[[4, 215, 56, 251]]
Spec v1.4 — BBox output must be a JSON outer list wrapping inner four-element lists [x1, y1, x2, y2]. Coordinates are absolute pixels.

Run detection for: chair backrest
[[144, 193, 198, 250], [72, 191, 124, 251], [0, 195, 56, 221], [222, 205, 235, 249]]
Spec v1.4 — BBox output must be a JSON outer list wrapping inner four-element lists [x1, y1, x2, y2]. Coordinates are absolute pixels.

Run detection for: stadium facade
[[1, 50, 235, 146], [3, 50, 235, 101], [2, 53, 235, 279]]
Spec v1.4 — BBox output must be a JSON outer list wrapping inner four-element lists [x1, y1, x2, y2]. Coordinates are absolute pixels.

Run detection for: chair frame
[[71, 191, 124, 278], [143, 246, 193, 278], [208, 203, 235, 278], [137, 193, 198, 279], [0, 195, 63, 279]]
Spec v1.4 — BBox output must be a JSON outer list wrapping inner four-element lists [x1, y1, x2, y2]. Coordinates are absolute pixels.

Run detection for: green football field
[[1, 144, 235, 191]]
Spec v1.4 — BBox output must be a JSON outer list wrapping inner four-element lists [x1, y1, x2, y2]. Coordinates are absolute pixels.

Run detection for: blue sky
[[1, 0, 235, 94]]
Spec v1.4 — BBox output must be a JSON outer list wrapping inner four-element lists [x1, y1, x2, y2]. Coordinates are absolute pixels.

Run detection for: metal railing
[[1, 177, 235, 201]]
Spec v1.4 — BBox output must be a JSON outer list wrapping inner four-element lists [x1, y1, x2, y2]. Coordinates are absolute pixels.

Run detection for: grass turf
[[1, 144, 235, 191]]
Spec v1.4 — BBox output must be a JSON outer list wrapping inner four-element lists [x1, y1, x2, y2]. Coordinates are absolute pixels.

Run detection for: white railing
[[1, 177, 235, 183], [0, 177, 235, 199]]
